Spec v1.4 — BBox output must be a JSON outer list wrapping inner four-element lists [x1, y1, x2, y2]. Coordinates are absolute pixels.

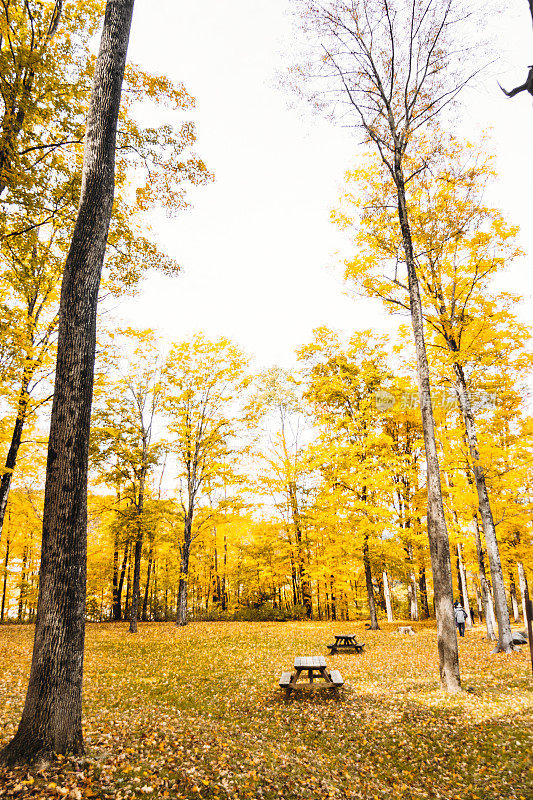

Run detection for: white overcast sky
[[116, 0, 533, 369]]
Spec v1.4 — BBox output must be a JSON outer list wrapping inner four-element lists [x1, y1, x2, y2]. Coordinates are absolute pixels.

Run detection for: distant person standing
[[454, 601, 468, 637]]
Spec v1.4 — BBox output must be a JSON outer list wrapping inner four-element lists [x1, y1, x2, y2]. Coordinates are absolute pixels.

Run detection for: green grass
[[0, 621, 532, 799]]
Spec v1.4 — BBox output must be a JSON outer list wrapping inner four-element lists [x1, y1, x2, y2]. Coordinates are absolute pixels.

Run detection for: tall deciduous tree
[[252, 367, 314, 618], [163, 336, 250, 627], [0, 0, 136, 765], [335, 143, 522, 650], [298, 328, 397, 629], [293, 0, 480, 690], [91, 330, 164, 633]]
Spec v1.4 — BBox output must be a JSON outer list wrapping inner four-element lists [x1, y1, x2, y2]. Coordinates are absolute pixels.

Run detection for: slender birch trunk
[[383, 571, 394, 622], [0, 0, 136, 764], [409, 571, 419, 621]]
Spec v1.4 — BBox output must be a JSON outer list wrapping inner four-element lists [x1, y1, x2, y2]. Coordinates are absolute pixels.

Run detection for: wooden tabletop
[[335, 634, 356, 640], [294, 656, 327, 669]]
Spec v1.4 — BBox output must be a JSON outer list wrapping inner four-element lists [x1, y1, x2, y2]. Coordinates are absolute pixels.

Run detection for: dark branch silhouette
[[499, 66, 533, 97]]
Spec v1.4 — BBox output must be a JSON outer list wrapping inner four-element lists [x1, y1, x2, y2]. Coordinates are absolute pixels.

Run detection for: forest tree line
[[1, 314, 531, 636]]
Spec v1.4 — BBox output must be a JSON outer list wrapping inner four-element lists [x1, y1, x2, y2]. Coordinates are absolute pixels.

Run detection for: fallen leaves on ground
[[0, 621, 531, 799]]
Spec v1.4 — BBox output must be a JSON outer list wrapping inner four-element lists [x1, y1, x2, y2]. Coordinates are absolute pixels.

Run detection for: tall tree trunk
[[409, 568, 419, 621], [375, 573, 386, 612], [472, 513, 496, 640], [0, 0, 136, 764], [508, 567, 520, 623], [456, 543, 473, 629], [395, 161, 460, 692], [128, 535, 142, 633], [212, 535, 220, 605], [221, 534, 228, 611], [418, 565, 430, 618], [1, 533, 11, 622], [290, 550, 298, 606], [142, 546, 153, 621], [0, 371, 32, 547], [124, 542, 132, 619], [112, 532, 120, 616], [18, 545, 29, 623], [383, 571, 393, 622], [113, 541, 129, 621], [452, 363, 512, 652], [363, 535, 379, 630], [474, 581, 483, 622], [288, 480, 312, 618], [405, 543, 419, 621], [129, 465, 146, 634], [176, 516, 192, 626]]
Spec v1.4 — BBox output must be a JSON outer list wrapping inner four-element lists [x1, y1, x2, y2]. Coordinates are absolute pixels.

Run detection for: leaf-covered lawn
[[1, 622, 531, 799]]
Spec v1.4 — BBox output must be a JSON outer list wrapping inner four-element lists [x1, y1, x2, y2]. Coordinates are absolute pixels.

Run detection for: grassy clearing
[[0, 621, 531, 799]]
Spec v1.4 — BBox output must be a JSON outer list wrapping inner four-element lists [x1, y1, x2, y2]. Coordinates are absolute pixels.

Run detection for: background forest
[[2, 314, 531, 634]]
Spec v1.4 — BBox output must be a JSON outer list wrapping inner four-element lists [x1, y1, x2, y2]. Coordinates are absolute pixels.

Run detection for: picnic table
[[279, 656, 344, 699], [327, 633, 365, 654]]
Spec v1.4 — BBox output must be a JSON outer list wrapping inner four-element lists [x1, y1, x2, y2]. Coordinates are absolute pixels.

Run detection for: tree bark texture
[[394, 162, 460, 692], [453, 363, 512, 652], [419, 566, 430, 618], [176, 516, 192, 626], [363, 535, 379, 630], [0, 0, 135, 765]]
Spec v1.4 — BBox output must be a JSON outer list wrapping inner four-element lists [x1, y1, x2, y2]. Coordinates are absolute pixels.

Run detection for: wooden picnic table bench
[[327, 633, 365, 654], [279, 656, 344, 699]]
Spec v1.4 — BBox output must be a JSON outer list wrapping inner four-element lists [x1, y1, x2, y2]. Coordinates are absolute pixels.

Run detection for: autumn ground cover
[[0, 621, 531, 800]]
